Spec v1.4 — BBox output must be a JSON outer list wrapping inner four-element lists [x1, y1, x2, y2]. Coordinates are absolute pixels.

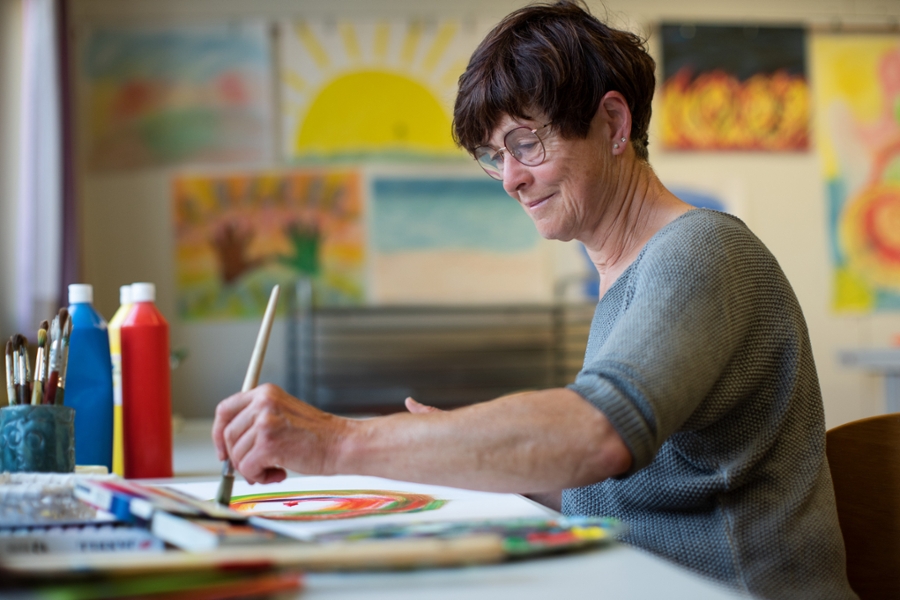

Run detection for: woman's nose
[[501, 156, 531, 194]]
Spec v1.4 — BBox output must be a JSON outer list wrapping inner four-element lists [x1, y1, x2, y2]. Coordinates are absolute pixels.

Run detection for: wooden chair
[[826, 413, 900, 600]]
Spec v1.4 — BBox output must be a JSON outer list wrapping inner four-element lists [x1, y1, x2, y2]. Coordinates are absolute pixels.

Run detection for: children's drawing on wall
[[79, 23, 273, 171], [659, 24, 809, 151], [173, 170, 365, 319], [229, 489, 447, 521], [369, 176, 551, 304], [812, 34, 900, 312], [279, 19, 478, 162]]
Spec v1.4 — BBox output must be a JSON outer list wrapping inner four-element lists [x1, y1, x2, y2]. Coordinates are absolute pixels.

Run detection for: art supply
[[74, 477, 243, 524], [65, 284, 115, 470], [108, 284, 132, 477], [2, 566, 304, 599], [45, 310, 72, 406], [216, 284, 280, 507], [0, 472, 114, 527], [4, 340, 13, 407], [120, 282, 173, 479], [174, 475, 554, 541], [151, 511, 290, 552], [312, 515, 625, 557], [0, 521, 163, 555], [0, 405, 76, 474], [30, 327, 47, 406]]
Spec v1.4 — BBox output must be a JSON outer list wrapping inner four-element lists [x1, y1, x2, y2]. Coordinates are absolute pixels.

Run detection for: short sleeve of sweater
[[568, 212, 762, 472]]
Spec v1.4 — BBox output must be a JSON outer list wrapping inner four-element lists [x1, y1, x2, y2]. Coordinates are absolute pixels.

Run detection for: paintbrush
[[21, 333, 32, 402], [37, 320, 49, 393], [14, 334, 29, 406], [215, 284, 280, 507], [45, 315, 61, 405], [5, 339, 14, 406], [54, 309, 72, 406], [31, 327, 47, 406]]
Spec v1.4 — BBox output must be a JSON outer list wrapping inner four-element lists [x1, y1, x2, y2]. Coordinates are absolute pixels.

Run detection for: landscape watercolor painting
[[173, 169, 365, 320], [368, 176, 551, 304], [812, 34, 900, 312], [79, 23, 273, 171], [660, 24, 809, 151]]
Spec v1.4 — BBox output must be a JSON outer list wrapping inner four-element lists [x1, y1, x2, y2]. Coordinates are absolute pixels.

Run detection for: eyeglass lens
[[475, 126, 547, 180]]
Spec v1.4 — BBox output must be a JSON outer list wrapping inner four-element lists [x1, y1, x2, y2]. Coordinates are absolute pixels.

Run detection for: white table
[[170, 420, 746, 599], [302, 545, 746, 599]]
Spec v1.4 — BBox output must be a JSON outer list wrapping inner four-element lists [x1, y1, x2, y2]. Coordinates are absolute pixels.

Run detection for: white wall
[[68, 0, 900, 424], [0, 0, 23, 342]]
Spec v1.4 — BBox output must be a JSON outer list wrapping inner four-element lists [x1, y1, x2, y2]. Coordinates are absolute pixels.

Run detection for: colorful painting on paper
[[80, 23, 273, 171], [660, 24, 809, 151], [230, 489, 447, 521], [811, 35, 900, 312], [173, 170, 365, 319], [279, 19, 478, 162], [369, 176, 551, 304]]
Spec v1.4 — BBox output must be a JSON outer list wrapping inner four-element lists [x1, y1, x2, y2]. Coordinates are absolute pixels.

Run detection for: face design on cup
[[0, 406, 75, 473]]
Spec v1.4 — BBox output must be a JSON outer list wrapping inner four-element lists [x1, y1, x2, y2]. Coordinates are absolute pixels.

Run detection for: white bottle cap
[[119, 285, 132, 305], [131, 282, 156, 303], [68, 283, 93, 304]]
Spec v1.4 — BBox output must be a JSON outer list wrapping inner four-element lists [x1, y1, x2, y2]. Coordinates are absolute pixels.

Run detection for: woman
[[213, 3, 855, 598]]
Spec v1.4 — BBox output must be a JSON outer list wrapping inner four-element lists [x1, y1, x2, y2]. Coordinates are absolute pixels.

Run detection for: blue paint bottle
[[65, 283, 114, 470]]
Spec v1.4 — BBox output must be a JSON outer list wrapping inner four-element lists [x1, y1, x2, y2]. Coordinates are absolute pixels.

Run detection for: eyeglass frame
[[473, 122, 552, 180]]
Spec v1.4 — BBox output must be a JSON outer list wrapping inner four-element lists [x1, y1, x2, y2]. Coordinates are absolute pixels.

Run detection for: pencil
[[215, 284, 280, 507]]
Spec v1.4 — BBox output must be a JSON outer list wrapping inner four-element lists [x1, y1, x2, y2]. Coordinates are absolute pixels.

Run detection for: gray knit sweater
[[565, 210, 856, 599]]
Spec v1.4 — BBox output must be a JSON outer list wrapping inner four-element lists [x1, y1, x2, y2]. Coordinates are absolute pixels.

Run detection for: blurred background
[[1, 0, 899, 430]]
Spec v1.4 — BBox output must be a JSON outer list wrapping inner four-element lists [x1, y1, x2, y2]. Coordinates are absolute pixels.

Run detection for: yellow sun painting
[[280, 19, 479, 161]]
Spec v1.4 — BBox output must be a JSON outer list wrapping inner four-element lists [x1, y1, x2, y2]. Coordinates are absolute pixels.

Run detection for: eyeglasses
[[473, 123, 552, 181]]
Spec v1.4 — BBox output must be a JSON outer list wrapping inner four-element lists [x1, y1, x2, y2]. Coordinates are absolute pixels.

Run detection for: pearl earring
[[613, 143, 619, 149]]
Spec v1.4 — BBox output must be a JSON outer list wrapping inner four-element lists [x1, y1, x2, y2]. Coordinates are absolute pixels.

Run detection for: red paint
[[121, 300, 173, 478]]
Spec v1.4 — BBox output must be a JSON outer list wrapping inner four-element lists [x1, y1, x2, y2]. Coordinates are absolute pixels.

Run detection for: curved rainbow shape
[[229, 489, 448, 521]]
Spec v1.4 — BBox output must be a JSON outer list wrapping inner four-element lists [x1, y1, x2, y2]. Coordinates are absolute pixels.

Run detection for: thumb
[[405, 397, 442, 414]]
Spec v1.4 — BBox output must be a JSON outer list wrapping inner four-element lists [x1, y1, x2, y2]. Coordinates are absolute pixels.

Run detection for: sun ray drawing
[[279, 19, 479, 161]]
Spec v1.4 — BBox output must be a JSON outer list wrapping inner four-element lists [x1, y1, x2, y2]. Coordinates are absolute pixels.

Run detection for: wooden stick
[[215, 285, 280, 506], [0, 534, 505, 577]]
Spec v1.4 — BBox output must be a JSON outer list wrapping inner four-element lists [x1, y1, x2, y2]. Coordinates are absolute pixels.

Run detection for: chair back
[[826, 413, 900, 600]]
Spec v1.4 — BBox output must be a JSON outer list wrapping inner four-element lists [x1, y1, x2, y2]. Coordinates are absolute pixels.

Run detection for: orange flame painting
[[659, 24, 809, 152]]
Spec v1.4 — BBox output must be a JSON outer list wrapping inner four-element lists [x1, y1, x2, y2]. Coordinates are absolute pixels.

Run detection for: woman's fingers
[[212, 390, 255, 459]]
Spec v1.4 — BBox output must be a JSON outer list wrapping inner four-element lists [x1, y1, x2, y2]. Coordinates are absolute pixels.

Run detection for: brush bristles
[[37, 328, 47, 347]]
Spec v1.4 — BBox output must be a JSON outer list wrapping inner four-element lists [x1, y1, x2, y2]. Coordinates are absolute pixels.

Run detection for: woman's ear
[[596, 91, 633, 155]]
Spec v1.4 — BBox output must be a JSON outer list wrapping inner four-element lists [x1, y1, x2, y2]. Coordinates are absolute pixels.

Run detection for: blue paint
[[65, 303, 114, 470], [372, 178, 540, 253]]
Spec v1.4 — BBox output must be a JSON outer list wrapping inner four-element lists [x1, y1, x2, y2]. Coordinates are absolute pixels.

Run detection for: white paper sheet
[[165, 475, 552, 540]]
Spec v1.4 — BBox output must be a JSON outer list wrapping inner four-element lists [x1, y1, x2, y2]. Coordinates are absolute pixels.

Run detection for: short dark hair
[[453, 1, 655, 161]]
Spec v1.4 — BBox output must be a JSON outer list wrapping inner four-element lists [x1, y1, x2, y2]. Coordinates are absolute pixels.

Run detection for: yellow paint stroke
[[400, 21, 424, 68], [374, 22, 390, 62], [296, 22, 329, 70], [284, 71, 307, 94], [340, 23, 361, 63], [421, 22, 457, 73]]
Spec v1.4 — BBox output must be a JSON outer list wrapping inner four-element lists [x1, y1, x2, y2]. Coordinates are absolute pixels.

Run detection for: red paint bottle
[[121, 282, 173, 479]]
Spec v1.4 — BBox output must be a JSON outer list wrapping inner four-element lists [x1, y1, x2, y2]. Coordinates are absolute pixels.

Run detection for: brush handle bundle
[[4, 311, 71, 407]]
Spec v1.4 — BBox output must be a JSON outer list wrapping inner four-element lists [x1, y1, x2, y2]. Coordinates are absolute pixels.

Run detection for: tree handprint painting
[[173, 170, 365, 319]]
